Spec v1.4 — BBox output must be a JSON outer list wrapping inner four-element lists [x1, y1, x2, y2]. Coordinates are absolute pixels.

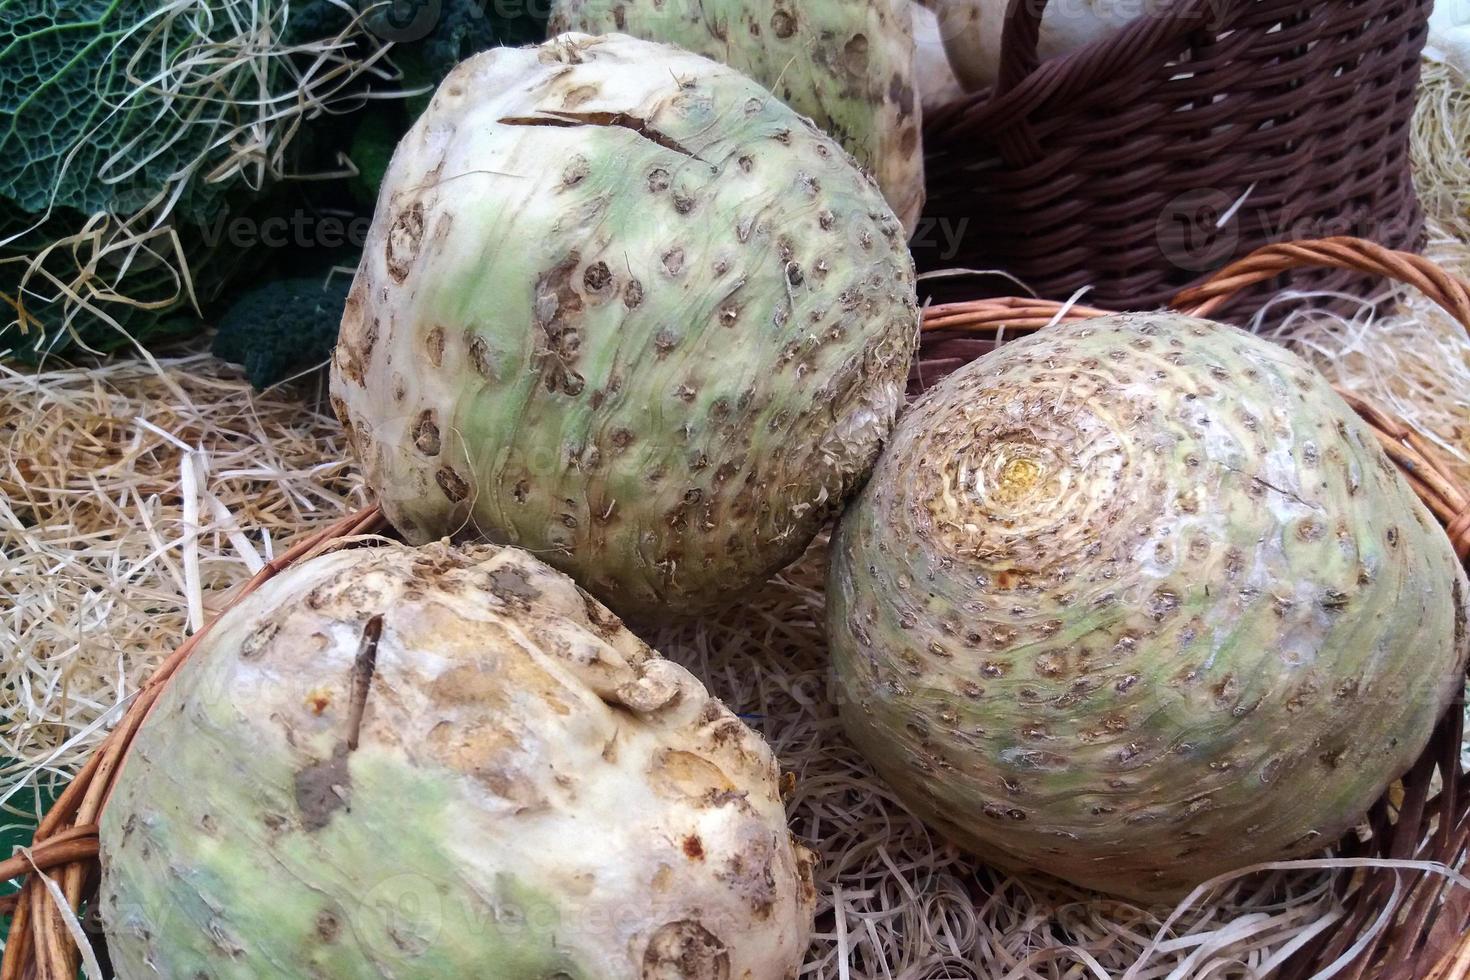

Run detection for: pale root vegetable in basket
[[913, 2, 966, 110], [99, 541, 816, 979], [547, 0, 926, 233], [930, 0, 1134, 91], [330, 33, 919, 621], [827, 312, 1470, 902]]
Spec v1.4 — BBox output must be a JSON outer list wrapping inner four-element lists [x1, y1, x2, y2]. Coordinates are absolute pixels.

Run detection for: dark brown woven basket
[[916, 0, 1431, 328]]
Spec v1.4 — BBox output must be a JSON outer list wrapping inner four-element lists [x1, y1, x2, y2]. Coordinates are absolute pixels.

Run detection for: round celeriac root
[[100, 541, 816, 978], [913, 2, 967, 110], [828, 311, 1470, 902], [549, 0, 926, 232], [331, 33, 918, 621]]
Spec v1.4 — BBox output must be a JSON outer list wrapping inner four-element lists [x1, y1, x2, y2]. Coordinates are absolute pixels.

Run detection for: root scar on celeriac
[[346, 614, 383, 752]]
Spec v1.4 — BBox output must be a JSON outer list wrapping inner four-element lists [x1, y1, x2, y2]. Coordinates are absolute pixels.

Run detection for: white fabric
[[912, 2, 966, 109], [1427, 0, 1470, 79]]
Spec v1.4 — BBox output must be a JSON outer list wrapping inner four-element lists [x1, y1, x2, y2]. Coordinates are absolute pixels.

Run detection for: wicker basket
[[4, 239, 1470, 978], [916, 0, 1432, 328]]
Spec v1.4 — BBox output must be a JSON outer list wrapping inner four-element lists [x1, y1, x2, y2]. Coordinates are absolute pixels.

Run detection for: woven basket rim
[[5, 237, 1470, 979]]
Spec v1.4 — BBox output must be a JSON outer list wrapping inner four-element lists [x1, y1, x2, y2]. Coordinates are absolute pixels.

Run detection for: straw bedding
[[0, 356, 365, 792], [0, 351, 1455, 977], [1270, 55, 1470, 489], [1269, 224, 1470, 489], [3, 49, 1470, 980]]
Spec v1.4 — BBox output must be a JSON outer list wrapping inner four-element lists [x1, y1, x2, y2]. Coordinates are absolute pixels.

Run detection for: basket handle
[[922, 237, 1470, 344], [1169, 237, 1470, 324], [994, 0, 1243, 92], [993, 0, 1048, 92], [919, 237, 1470, 560], [986, 0, 1244, 164]]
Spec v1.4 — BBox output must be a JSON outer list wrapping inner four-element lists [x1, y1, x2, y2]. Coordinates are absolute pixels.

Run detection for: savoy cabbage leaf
[[0, 0, 233, 224]]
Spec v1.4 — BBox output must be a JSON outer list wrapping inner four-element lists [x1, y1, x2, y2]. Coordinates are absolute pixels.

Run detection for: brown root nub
[[346, 615, 383, 751], [386, 203, 425, 283], [413, 410, 442, 456], [642, 920, 730, 980], [425, 326, 446, 367], [468, 334, 496, 380], [584, 261, 613, 292], [315, 910, 341, 943], [436, 467, 470, 502], [624, 278, 645, 308], [532, 254, 586, 394]]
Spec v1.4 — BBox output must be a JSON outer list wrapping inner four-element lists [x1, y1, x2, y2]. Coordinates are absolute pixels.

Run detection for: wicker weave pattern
[[919, 0, 1430, 325]]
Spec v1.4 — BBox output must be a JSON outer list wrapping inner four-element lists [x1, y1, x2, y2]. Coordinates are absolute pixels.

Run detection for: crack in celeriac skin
[[827, 312, 1470, 903], [330, 33, 918, 622], [100, 542, 816, 979], [547, 0, 926, 234]]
